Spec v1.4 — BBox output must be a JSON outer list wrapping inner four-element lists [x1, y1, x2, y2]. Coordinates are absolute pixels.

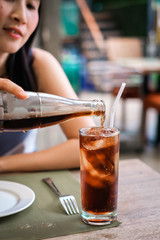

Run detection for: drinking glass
[[79, 127, 120, 225]]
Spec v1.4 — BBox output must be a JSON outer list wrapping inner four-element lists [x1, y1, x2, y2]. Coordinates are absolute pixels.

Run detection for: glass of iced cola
[[79, 127, 120, 225]]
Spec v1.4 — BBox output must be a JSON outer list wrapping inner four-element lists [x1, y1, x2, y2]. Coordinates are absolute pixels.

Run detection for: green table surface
[[0, 170, 119, 240]]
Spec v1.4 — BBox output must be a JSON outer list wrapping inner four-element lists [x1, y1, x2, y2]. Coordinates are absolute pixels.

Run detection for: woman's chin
[[0, 43, 23, 54], [5, 47, 20, 54]]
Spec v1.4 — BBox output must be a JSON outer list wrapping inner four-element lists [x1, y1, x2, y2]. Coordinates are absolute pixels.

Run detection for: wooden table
[[47, 159, 160, 240], [113, 57, 160, 94], [113, 57, 160, 75]]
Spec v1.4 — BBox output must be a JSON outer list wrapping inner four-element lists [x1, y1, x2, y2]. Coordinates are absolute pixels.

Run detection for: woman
[[0, 0, 93, 172]]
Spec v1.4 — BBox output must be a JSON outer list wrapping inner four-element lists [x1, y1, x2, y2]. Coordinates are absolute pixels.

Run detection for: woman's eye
[[27, 4, 35, 10]]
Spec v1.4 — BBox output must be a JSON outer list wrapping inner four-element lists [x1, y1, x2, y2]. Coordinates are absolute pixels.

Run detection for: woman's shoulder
[[31, 47, 61, 73], [31, 48, 64, 92], [32, 48, 57, 64]]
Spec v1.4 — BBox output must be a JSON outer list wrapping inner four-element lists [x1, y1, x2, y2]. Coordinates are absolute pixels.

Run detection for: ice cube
[[82, 128, 119, 151], [82, 139, 107, 150], [85, 158, 113, 187], [80, 150, 90, 171], [113, 152, 119, 177], [84, 171, 106, 188], [80, 150, 105, 187]]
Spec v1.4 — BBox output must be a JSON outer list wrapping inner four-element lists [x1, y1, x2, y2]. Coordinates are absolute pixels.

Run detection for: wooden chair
[[142, 93, 160, 145], [144, 94, 160, 111]]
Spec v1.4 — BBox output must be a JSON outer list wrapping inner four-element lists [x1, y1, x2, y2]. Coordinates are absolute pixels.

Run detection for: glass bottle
[[0, 91, 105, 132]]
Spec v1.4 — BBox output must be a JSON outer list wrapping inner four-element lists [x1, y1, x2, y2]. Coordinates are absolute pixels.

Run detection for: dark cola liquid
[[80, 129, 119, 214], [1, 111, 104, 131]]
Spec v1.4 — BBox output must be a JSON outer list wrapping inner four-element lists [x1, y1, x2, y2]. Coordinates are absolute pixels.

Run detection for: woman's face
[[0, 0, 40, 54]]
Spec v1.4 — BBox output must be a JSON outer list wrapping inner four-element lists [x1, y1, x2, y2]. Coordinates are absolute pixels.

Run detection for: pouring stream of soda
[[109, 83, 126, 128]]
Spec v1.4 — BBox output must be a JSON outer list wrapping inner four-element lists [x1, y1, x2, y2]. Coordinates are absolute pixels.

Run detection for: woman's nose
[[10, 4, 27, 24]]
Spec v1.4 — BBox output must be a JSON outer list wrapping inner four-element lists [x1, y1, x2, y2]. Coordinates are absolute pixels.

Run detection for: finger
[[0, 78, 28, 99]]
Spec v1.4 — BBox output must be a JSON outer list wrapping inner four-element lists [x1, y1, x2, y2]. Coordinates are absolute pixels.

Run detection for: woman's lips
[[3, 27, 23, 39]]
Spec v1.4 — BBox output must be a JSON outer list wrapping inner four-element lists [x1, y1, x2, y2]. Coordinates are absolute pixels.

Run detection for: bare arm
[[0, 139, 80, 172]]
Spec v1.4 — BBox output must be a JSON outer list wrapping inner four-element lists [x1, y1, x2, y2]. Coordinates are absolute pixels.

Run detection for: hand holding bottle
[[0, 78, 28, 100]]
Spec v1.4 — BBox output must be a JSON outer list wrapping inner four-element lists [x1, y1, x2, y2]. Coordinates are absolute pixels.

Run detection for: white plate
[[0, 180, 35, 217]]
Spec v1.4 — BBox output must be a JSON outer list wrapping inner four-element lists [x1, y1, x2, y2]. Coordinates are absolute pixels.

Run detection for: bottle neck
[[91, 99, 106, 126], [64, 98, 106, 117], [91, 99, 106, 116], [72, 99, 106, 125]]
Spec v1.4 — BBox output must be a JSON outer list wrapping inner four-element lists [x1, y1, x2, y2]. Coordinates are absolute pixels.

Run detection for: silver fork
[[42, 177, 79, 215]]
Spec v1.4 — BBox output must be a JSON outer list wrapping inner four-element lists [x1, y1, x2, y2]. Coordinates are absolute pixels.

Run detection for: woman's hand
[[0, 78, 28, 99]]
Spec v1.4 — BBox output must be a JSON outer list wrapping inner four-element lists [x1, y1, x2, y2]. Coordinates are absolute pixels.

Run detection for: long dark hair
[[6, 3, 41, 92]]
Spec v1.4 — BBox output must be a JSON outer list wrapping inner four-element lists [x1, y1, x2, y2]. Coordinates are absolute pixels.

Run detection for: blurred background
[[35, 0, 160, 172]]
